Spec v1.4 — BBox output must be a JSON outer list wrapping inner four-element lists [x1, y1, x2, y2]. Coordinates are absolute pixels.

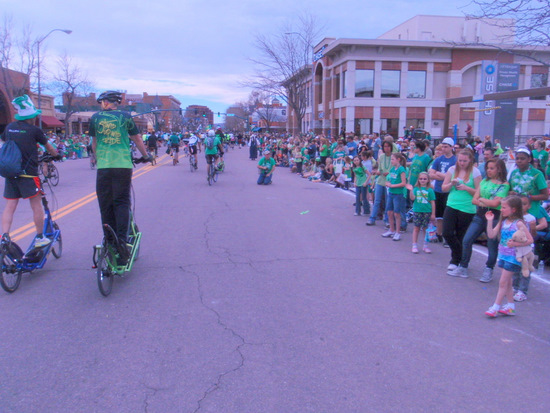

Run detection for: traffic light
[[217, 112, 220, 116]]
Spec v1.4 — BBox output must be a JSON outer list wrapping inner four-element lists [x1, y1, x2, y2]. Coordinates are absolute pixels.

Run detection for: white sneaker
[[447, 266, 469, 278], [34, 236, 51, 248], [381, 231, 395, 238], [392, 233, 401, 241], [447, 263, 458, 271], [513, 291, 527, 302]]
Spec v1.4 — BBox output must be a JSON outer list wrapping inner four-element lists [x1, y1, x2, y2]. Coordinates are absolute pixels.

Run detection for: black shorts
[[435, 191, 449, 219], [189, 145, 198, 155], [171, 144, 179, 153], [4, 176, 42, 199], [205, 154, 219, 165]]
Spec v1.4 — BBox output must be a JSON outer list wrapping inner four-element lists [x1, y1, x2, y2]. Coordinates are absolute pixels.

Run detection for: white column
[[374, 61, 382, 98], [373, 106, 381, 134], [400, 62, 408, 99], [346, 106, 355, 133], [426, 62, 434, 99]]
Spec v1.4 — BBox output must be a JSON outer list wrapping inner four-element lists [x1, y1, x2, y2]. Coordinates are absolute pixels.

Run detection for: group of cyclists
[[1, 91, 231, 267]]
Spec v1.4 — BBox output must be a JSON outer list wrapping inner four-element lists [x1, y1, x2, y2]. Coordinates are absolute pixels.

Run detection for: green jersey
[[479, 179, 510, 211], [532, 149, 549, 169], [412, 187, 435, 213], [353, 166, 368, 186], [258, 156, 276, 173], [205, 136, 221, 155], [388, 166, 406, 194], [408, 153, 432, 187], [509, 165, 548, 218], [89, 109, 139, 169], [169, 134, 180, 145]]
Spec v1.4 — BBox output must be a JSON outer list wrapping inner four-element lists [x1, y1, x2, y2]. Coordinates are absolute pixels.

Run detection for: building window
[[342, 71, 347, 98], [381, 70, 400, 98], [335, 74, 340, 100], [530, 72, 548, 100], [355, 118, 373, 135], [381, 118, 399, 137], [355, 69, 374, 97], [407, 71, 426, 98]]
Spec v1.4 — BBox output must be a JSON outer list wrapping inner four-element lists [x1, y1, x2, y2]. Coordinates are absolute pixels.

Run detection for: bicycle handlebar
[[132, 156, 154, 165]]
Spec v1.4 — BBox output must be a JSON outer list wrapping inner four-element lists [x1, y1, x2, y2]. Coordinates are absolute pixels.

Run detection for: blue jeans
[[257, 172, 272, 185], [355, 186, 370, 215], [369, 184, 386, 223], [513, 272, 530, 294], [459, 214, 498, 269]]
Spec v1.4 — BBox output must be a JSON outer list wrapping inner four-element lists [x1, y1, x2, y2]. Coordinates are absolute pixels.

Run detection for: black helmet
[[97, 91, 122, 104]]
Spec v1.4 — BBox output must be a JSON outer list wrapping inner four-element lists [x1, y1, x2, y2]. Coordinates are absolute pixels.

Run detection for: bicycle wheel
[[51, 222, 62, 259], [97, 247, 113, 296], [207, 164, 213, 186], [0, 250, 22, 293], [213, 168, 218, 183], [38, 164, 45, 182], [190, 156, 194, 172], [49, 164, 59, 186]]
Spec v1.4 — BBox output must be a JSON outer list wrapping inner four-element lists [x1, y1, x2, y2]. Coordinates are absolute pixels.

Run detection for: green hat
[[12, 94, 41, 120]]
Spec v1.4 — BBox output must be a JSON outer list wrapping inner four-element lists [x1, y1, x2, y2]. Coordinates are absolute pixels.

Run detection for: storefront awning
[[41, 116, 64, 128]]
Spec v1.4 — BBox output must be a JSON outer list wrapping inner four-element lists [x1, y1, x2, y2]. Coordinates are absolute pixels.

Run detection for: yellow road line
[[11, 157, 166, 242]]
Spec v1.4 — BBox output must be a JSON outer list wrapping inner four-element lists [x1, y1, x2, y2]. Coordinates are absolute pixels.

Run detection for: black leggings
[[96, 168, 132, 242], [442, 206, 474, 265]]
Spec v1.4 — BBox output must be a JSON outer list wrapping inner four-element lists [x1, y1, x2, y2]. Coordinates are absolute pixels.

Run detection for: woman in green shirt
[[442, 149, 482, 274], [532, 139, 548, 172], [452, 158, 509, 280], [366, 141, 393, 226]]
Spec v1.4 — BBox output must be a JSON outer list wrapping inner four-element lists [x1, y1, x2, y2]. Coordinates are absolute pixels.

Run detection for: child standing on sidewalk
[[406, 172, 436, 253], [352, 156, 371, 216], [484, 196, 533, 317], [382, 153, 407, 241]]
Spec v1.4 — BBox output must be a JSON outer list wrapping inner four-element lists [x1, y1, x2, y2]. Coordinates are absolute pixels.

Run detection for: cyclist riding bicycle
[[1, 95, 61, 247], [147, 131, 158, 158], [89, 90, 152, 263], [169, 132, 181, 164], [204, 129, 224, 174], [188, 133, 199, 169]]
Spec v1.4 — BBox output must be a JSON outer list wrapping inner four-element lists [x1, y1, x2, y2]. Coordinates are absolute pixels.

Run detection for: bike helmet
[[207, 130, 215, 137], [97, 90, 123, 104]]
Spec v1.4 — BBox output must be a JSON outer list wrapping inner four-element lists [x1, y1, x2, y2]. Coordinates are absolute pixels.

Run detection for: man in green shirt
[[204, 129, 224, 170], [169, 133, 181, 165], [90, 91, 151, 261], [257, 150, 276, 185]]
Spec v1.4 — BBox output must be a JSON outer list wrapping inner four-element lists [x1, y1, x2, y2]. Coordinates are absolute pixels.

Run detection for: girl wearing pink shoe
[[406, 172, 435, 253]]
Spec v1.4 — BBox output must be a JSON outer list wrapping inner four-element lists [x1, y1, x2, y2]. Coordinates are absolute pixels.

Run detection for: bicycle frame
[[0, 191, 62, 292]]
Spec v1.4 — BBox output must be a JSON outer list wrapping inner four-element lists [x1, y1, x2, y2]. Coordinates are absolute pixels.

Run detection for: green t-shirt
[[258, 156, 276, 173], [446, 166, 480, 214], [388, 165, 406, 194], [408, 153, 432, 187], [353, 166, 367, 186], [479, 179, 510, 210], [205, 136, 221, 155], [89, 109, 139, 169], [376, 154, 392, 186], [169, 134, 180, 145], [320, 144, 329, 157], [333, 150, 346, 160], [412, 187, 435, 213], [532, 149, 549, 169], [509, 166, 548, 218]]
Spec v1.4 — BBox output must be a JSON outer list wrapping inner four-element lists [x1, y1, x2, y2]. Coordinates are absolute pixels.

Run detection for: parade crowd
[[249, 130, 550, 318]]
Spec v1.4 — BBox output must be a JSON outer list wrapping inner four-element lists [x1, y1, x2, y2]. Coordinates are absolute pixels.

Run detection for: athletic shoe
[[423, 246, 432, 254], [384, 223, 390, 229], [392, 233, 401, 241], [399, 228, 407, 234], [447, 263, 458, 271], [447, 266, 469, 278], [513, 291, 527, 302], [485, 307, 498, 318], [412, 245, 419, 254], [365, 219, 375, 226], [34, 236, 51, 248], [381, 231, 395, 238], [479, 267, 493, 283], [354, 213, 361, 216], [443, 241, 450, 248], [498, 305, 516, 316]]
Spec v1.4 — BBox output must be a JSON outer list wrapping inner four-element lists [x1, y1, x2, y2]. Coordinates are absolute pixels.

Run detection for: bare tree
[[250, 90, 283, 132], [0, 15, 38, 102], [466, 0, 550, 66], [246, 13, 323, 132], [51, 52, 93, 137]]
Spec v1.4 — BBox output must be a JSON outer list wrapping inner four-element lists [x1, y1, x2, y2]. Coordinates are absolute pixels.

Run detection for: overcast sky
[[2, 0, 474, 122]]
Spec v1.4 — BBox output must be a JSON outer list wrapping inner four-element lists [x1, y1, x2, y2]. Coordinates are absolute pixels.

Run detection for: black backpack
[[0, 138, 25, 178]]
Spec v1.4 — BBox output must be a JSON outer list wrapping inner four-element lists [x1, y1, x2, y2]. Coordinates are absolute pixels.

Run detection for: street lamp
[[37, 28, 72, 129]]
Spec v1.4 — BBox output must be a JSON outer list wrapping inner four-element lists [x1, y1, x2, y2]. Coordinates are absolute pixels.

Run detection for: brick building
[[286, 15, 550, 143]]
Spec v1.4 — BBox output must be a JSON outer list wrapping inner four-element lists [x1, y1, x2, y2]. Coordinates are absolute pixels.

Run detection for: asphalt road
[[0, 147, 549, 413]]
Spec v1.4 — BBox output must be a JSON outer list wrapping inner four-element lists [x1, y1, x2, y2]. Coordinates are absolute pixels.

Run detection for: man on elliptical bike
[[89, 90, 152, 263]]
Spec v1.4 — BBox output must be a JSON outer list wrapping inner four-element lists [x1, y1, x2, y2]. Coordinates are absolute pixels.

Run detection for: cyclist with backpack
[[89, 91, 152, 263], [204, 129, 224, 169], [1, 95, 61, 247], [188, 133, 199, 170]]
